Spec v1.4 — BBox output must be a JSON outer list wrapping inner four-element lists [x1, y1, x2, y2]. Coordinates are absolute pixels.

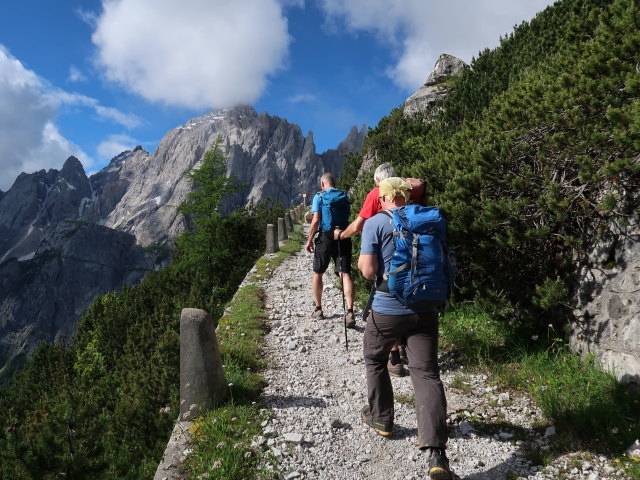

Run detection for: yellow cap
[[379, 177, 411, 202]]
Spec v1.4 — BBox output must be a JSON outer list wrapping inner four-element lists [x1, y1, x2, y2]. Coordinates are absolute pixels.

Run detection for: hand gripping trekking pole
[[337, 235, 348, 351]]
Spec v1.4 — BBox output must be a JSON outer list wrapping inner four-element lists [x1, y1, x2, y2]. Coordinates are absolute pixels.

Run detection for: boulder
[[403, 54, 468, 117]]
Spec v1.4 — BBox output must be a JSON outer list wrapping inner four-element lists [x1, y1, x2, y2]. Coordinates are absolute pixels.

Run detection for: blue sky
[[0, 0, 555, 191]]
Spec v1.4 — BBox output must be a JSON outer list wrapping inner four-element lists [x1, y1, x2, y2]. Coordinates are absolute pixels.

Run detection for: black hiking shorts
[[313, 232, 352, 275]]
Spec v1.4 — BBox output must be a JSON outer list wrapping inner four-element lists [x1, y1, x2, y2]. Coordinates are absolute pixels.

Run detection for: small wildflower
[[228, 383, 234, 387], [233, 442, 242, 449], [244, 451, 252, 458], [212, 460, 222, 469], [216, 441, 226, 448], [612, 427, 619, 434], [231, 417, 237, 422], [532, 335, 539, 340]]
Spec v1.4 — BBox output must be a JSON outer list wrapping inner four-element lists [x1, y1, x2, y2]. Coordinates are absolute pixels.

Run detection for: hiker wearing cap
[[305, 173, 355, 327], [332, 163, 408, 375], [333, 163, 396, 241], [358, 177, 451, 480]]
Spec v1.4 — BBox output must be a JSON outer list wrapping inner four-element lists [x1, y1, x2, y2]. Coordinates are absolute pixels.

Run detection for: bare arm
[[358, 253, 378, 280], [334, 215, 366, 240], [306, 211, 321, 252]]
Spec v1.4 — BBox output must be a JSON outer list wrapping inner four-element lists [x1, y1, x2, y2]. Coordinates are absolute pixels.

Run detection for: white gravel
[[250, 226, 625, 480]]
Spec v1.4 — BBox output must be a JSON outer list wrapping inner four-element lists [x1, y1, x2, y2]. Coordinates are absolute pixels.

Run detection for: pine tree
[[175, 137, 240, 307]]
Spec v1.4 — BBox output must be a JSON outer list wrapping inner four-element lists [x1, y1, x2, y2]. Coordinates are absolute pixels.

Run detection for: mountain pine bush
[[344, 0, 639, 322]]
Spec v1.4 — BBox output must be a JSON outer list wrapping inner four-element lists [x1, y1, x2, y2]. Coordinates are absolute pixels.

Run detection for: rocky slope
[[0, 106, 365, 379], [0, 221, 165, 380]]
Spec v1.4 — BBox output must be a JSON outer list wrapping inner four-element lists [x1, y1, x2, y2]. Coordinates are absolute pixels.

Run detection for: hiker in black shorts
[[305, 173, 355, 327]]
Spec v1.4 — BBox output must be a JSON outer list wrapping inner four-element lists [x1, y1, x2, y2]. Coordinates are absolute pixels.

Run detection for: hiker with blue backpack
[[333, 162, 409, 375], [305, 173, 356, 328], [358, 177, 453, 480]]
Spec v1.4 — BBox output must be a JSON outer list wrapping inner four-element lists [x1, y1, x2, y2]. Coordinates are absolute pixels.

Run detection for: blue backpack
[[378, 205, 456, 305], [318, 189, 351, 232]]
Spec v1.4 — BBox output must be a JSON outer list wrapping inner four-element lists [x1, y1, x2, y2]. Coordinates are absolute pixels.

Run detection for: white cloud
[[0, 46, 92, 191], [287, 93, 318, 104], [95, 106, 142, 129], [68, 65, 88, 82], [96, 133, 136, 163], [0, 46, 143, 191], [279, 0, 305, 7], [92, 0, 291, 109], [317, 0, 556, 90]]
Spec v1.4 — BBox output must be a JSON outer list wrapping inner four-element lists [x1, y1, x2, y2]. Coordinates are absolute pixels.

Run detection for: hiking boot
[[399, 345, 408, 365], [344, 311, 356, 329], [427, 448, 452, 480], [360, 405, 393, 437], [312, 306, 324, 319], [387, 359, 407, 377]]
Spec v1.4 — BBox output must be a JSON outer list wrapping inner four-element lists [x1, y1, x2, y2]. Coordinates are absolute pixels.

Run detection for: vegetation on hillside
[[341, 0, 639, 325], [0, 142, 287, 479]]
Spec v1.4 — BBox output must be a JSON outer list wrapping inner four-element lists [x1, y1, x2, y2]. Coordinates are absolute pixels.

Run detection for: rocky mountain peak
[[403, 53, 468, 117], [99, 107, 364, 246], [336, 125, 367, 155], [425, 53, 468, 86], [62, 155, 83, 172]]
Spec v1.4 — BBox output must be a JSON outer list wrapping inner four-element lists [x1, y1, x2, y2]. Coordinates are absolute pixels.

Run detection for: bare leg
[[341, 273, 354, 310], [312, 272, 323, 308]]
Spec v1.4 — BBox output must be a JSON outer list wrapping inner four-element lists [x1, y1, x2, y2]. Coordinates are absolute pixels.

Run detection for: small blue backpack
[[378, 205, 456, 304], [318, 189, 351, 232]]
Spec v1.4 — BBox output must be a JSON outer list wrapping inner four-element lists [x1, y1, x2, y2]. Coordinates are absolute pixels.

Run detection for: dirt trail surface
[[254, 226, 623, 480]]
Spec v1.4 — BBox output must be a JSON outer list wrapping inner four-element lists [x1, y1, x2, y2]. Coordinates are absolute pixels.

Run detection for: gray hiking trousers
[[363, 309, 448, 449]]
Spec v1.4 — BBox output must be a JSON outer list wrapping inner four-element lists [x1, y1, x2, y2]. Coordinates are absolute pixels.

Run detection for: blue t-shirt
[[360, 209, 437, 315]]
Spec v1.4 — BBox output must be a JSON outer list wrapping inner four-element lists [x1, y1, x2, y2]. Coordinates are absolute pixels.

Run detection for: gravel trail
[[253, 226, 624, 480]]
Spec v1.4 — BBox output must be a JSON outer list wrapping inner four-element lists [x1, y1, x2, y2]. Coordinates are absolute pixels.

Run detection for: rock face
[[0, 222, 166, 380], [403, 54, 468, 117], [0, 106, 365, 379], [99, 106, 366, 246], [0, 157, 93, 264], [570, 208, 640, 384]]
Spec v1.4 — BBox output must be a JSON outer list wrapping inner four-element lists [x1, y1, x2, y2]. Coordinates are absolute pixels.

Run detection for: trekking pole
[[337, 235, 348, 351]]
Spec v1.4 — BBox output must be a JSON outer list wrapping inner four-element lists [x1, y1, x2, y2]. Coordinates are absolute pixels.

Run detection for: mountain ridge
[[0, 105, 365, 379]]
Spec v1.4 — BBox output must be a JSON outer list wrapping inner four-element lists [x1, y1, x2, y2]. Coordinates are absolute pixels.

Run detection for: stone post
[[266, 224, 279, 253], [285, 212, 293, 232], [277, 217, 287, 241], [180, 308, 227, 421], [294, 206, 301, 221]]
